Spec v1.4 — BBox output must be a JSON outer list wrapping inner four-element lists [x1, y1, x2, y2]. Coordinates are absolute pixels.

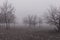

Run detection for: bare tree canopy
[[23, 15, 42, 27], [0, 0, 16, 29], [23, 15, 37, 27], [45, 6, 60, 32], [0, 0, 15, 23]]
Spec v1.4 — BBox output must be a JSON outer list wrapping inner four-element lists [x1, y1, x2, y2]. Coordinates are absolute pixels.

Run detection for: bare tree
[[0, 0, 15, 29], [45, 6, 60, 32], [23, 15, 38, 27], [38, 17, 42, 27], [32, 15, 38, 27], [23, 15, 33, 27]]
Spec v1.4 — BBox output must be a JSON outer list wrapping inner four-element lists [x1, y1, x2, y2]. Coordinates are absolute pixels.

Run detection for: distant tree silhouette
[[0, 0, 15, 29], [38, 17, 42, 27], [23, 15, 38, 27], [45, 6, 60, 32]]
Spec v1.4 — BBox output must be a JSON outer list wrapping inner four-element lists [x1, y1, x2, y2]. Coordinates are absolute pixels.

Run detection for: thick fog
[[0, 0, 60, 25]]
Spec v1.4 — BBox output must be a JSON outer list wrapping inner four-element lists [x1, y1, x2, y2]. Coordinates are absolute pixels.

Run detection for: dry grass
[[0, 26, 60, 40]]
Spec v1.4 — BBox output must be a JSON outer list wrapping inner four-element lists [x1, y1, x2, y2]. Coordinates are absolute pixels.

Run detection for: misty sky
[[0, 0, 60, 24]]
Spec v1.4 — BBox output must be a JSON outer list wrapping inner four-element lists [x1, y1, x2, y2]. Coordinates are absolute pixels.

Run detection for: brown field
[[0, 26, 60, 40]]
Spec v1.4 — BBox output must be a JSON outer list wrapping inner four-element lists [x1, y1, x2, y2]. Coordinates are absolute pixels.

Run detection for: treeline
[[23, 15, 42, 27], [0, 0, 60, 32], [22, 6, 60, 32], [0, 0, 15, 29]]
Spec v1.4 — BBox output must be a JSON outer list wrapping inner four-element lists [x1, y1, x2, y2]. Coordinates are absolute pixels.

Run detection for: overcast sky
[[0, 0, 60, 24]]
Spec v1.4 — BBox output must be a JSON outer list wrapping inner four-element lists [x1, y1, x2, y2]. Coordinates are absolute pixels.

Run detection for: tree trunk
[[58, 17, 60, 32], [57, 27, 60, 32]]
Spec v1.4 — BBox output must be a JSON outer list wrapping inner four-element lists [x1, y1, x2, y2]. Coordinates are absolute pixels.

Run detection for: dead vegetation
[[0, 26, 60, 40]]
